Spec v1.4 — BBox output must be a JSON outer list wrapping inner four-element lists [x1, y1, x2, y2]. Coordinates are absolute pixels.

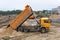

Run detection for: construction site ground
[[0, 15, 60, 40]]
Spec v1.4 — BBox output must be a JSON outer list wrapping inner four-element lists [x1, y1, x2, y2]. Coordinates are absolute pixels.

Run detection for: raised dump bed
[[9, 5, 33, 29]]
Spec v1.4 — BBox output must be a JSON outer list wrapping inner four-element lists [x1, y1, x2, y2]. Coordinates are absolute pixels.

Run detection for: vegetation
[[2, 36, 10, 40], [0, 10, 22, 15], [35, 10, 51, 17], [0, 10, 51, 17]]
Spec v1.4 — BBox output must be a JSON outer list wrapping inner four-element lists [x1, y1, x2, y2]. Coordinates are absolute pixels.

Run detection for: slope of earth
[[0, 15, 60, 40]]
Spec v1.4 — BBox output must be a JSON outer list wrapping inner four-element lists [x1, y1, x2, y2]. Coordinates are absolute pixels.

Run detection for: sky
[[0, 0, 60, 11]]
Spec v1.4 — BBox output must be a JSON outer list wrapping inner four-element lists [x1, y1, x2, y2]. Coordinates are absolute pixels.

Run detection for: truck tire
[[17, 27, 24, 32], [40, 27, 47, 33], [23, 28, 29, 32]]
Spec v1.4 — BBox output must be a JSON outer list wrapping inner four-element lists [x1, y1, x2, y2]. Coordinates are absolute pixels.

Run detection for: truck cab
[[40, 17, 51, 33]]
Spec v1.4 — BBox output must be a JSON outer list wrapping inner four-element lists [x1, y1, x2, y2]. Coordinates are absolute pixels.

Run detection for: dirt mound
[[0, 26, 16, 38]]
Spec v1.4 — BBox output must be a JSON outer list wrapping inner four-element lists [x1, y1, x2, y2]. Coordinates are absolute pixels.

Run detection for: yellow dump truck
[[7, 5, 51, 33]]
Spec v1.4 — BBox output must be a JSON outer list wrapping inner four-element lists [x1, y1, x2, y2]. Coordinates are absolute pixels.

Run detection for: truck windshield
[[44, 19, 50, 23]]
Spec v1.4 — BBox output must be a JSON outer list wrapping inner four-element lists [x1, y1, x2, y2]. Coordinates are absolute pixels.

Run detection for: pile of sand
[[0, 26, 16, 38]]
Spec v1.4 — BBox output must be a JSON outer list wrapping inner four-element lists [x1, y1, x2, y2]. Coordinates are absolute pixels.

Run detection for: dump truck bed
[[9, 5, 33, 29]]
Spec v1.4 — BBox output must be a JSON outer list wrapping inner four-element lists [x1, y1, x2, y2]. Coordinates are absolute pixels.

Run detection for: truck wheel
[[17, 27, 24, 32], [24, 29, 29, 32], [40, 27, 46, 33]]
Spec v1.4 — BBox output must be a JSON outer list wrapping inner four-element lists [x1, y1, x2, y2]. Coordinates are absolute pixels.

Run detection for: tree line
[[0, 10, 51, 17], [0, 10, 22, 15]]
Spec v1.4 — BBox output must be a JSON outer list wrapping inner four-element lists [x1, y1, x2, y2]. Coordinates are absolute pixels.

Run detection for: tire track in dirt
[[10, 32, 40, 40]]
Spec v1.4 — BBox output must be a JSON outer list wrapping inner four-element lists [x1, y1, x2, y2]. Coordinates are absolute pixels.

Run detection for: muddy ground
[[0, 15, 60, 40]]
